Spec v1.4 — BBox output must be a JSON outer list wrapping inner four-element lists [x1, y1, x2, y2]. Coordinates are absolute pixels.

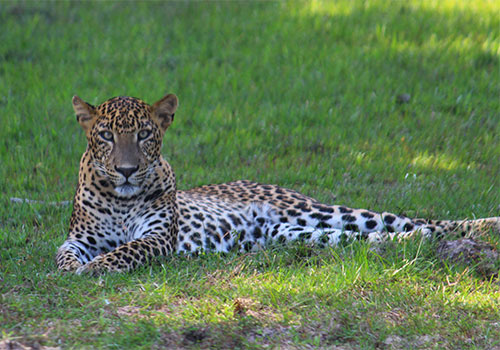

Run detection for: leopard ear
[[151, 94, 178, 132], [72, 95, 97, 133]]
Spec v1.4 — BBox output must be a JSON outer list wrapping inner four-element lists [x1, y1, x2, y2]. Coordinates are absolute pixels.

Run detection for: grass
[[0, 0, 499, 349]]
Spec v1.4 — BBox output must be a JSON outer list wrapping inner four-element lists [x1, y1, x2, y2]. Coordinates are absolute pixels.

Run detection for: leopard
[[56, 93, 500, 274]]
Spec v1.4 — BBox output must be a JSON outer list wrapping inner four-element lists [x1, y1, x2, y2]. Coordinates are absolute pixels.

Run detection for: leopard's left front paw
[[75, 255, 127, 275]]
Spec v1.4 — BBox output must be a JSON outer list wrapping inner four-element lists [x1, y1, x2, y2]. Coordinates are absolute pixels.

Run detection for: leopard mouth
[[115, 176, 141, 187]]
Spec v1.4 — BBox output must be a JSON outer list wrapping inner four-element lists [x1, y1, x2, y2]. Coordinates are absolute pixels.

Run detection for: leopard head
[[72, 93, 178, 196]]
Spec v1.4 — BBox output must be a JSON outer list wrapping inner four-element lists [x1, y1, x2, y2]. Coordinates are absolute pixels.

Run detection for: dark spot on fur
[[384, 215, 396, 224], [344, 224, 359, 231], [341, 214, 356, 222], [82, 200, 95, 209], [316, 222, 332, 229], [144, 189, 162, 202], [338, 206, 353, 213], [194, 213, 204, 221], [205, 237, 216, 250], [219, 219, 231, 234], [314, 205, 334, 213], [229, 214, 242, 226], [239, 230, 246, 241], [365, 220, 377, 229], [403, 223, 414, 232], [212, 233, 221, 244], [297, 218, 307, 226], [99, 180, 109, 187], [298, 232, 312, 240], [243, 241, 253, 252], [253, 227, 263, 239], [97, 207, 112, 215], [192, 222, 201, 229], [310, 213, 325, 220], [295, 202, 311, 212]]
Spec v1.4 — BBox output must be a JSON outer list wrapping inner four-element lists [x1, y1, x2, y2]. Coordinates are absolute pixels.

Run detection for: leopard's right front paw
[[75, 256, 106, 276]]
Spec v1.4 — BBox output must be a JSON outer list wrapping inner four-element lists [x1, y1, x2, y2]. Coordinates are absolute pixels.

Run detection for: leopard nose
[[115, 166, 139, 178]]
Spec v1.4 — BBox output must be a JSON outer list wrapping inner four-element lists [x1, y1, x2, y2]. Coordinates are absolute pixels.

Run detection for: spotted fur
[[56, 94, 500, 274]]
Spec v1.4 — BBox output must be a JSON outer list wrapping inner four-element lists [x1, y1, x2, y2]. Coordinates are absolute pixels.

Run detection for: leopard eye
[[99, 131, 114, 141], [138, 130, 151, 140]]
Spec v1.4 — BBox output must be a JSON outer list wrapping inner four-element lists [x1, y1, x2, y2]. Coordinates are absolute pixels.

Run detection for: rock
[[396, 93, 411, 104], [436, 238, 499, 277]]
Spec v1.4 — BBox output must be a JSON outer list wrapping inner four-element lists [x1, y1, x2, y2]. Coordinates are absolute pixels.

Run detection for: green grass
[[1, 0, 499, 349]]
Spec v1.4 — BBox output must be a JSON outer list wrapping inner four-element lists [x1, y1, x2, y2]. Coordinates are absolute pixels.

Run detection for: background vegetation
[[1, 1, 499, 349]]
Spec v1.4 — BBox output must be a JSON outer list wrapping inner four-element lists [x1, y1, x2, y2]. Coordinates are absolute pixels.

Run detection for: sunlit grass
[[418, 0, 500, 17], [299, 0, 355, 17], [410, 152, 474, 171], [300, 0, 500, 18]]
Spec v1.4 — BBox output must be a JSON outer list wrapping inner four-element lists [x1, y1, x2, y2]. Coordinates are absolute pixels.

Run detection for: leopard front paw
[[58, 260, 83, 273], [76, 255, 107, 276], [75, 255, 127, 275]]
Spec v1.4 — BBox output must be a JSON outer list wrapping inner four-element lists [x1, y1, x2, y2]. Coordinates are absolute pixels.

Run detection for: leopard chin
[[114, 183, 141, 196]]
